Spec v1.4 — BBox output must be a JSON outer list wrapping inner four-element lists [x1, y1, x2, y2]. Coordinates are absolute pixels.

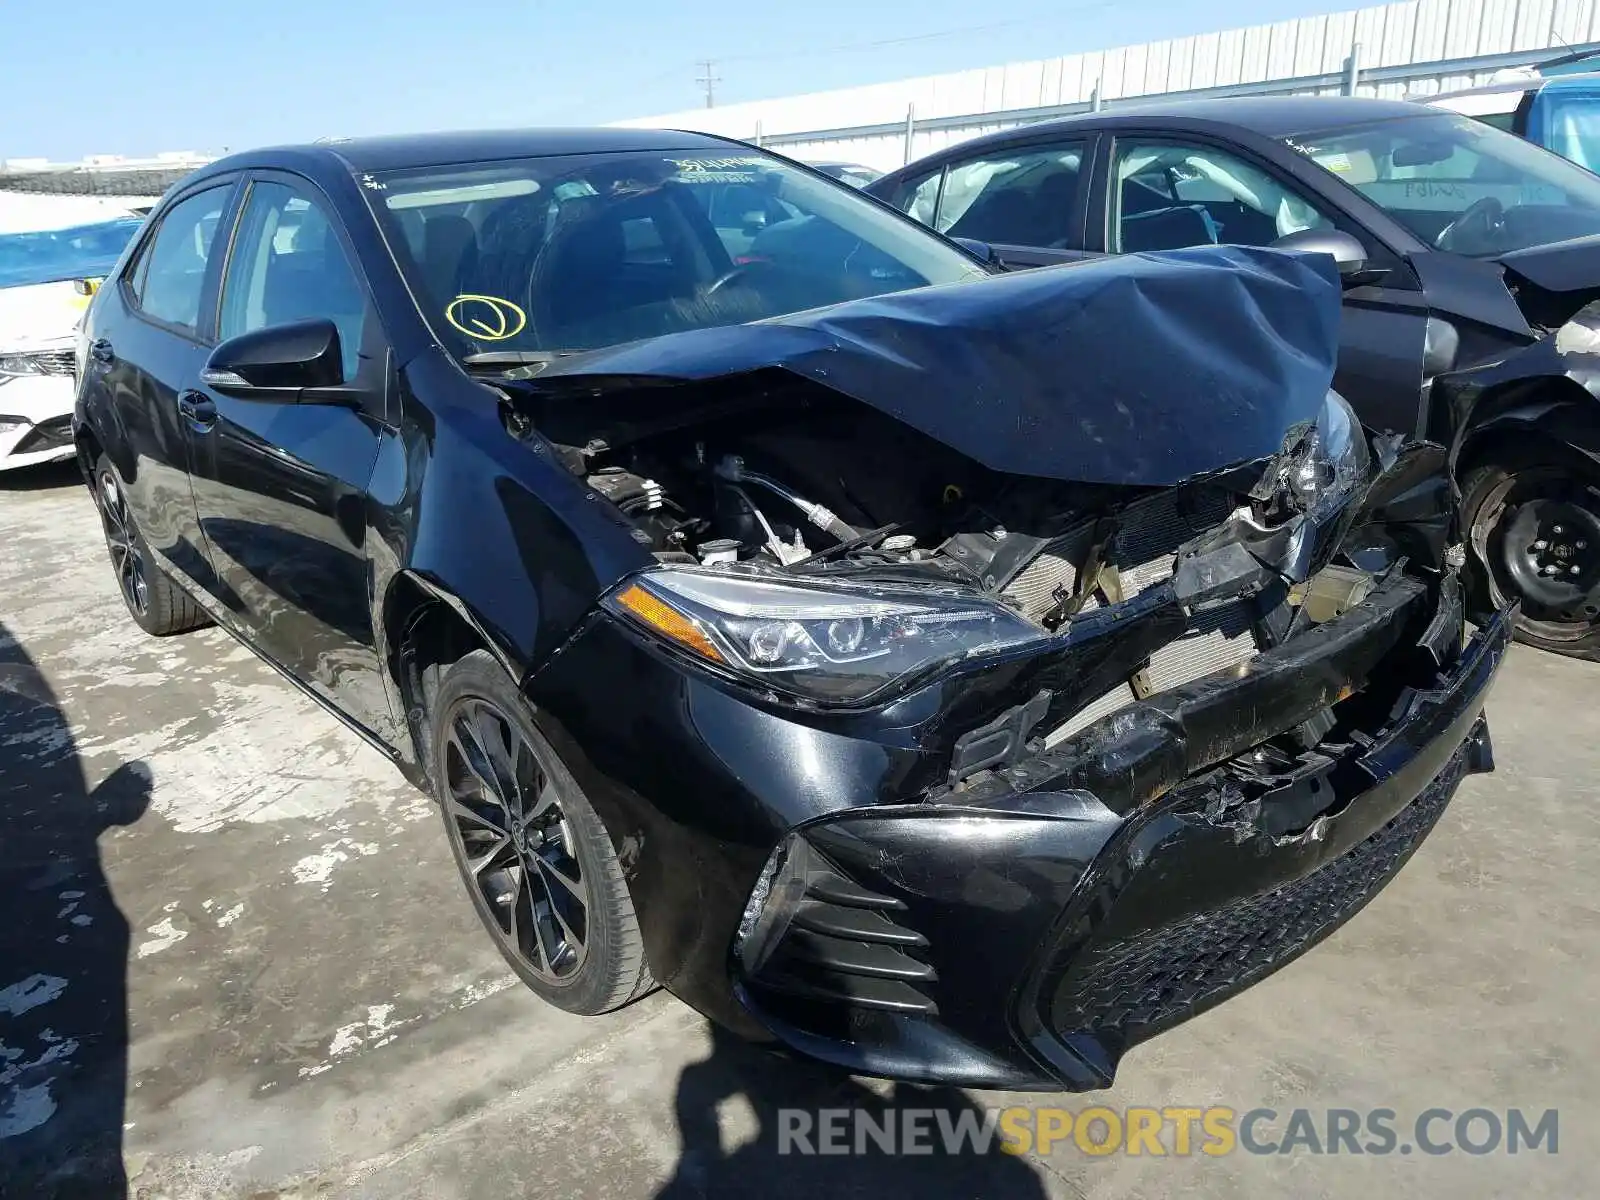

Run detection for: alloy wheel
[[442, 697, 590, 983], [97, 470, 149, 615]]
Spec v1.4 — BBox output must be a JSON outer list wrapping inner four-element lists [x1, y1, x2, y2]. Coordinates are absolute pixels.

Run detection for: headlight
[[603, 568, 1045, 704], [1278, 390, 1370, 521], [0, 415, 27, 435], [0, 353, 44, 380]]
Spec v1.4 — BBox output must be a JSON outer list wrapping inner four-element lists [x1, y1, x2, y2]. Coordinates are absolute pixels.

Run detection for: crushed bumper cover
[[733, 587, 1512, 1091]]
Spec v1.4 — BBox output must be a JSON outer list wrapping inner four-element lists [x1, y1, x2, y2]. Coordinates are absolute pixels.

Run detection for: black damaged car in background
[[73, 129, 1509, 1090], [870, 96, 1600, 659]]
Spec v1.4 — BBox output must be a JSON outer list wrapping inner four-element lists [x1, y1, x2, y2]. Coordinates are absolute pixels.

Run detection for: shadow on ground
[[0, 460, 82, 493], [0, 619, 148, 1199], [655, 1023, 1049, 1198]]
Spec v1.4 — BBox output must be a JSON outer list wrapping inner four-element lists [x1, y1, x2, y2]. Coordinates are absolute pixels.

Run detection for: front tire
[[90, 454, 210, 637], [1462, 441, 1600, 661], [430, 650, 654, 1014]]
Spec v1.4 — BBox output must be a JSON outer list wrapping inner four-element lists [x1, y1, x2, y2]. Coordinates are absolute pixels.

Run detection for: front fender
[[1437, 299, 1600, 473]]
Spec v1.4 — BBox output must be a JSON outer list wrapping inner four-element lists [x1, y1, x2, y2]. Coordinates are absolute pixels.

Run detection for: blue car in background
[[0, 214, 145, 471], [1428, 66, 1600, 171]]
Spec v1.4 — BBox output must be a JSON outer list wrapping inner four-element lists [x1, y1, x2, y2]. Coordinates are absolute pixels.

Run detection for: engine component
[[698, 538, 742, 566], [589, 466, 664, 514], [713, 455, 860, 542]]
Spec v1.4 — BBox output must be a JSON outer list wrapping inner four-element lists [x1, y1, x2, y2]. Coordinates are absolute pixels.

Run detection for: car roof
[[185, 127, 740, 181], [886, 95, 1433, 169], [1432, 69, 1600, 100]]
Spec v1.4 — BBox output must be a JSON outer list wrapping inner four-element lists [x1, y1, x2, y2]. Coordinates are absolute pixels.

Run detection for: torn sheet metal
[[526, 245, 1343, 488]]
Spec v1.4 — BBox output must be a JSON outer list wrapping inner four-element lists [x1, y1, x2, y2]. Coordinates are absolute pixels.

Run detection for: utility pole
[[696, 60, 720, 109]]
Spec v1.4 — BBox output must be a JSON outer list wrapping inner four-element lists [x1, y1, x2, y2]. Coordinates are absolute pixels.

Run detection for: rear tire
[[1461, 440, 1600, 662], [90, 454, 210, 637], [430, 650, 654, 1014]]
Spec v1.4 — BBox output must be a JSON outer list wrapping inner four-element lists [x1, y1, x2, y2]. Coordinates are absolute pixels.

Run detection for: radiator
[[999, 488, 1261, 744]]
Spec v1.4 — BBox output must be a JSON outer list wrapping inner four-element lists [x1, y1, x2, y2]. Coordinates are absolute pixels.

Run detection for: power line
[[696, 60, 722, 108], [541, 1, 1121, 122]]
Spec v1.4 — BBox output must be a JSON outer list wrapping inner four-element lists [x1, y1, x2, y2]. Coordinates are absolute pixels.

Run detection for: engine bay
[[514, 376, 1275, 629]]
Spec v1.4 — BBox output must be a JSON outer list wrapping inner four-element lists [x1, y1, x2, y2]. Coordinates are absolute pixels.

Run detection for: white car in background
[[0, 214, 145, 471]]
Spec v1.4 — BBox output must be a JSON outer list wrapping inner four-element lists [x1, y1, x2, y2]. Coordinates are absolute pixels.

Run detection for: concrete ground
[[0, 458, 1594, 1199]]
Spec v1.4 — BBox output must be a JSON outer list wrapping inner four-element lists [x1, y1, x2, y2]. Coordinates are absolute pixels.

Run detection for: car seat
[[1120, 205, 1221, 252]]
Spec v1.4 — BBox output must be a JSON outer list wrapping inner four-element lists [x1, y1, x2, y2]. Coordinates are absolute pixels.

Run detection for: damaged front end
[[514, 247, 1510, 1089]]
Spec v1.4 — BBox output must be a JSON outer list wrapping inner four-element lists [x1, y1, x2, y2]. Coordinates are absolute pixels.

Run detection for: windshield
[[1286, 112, 1600, 255], [0, 216, 144, 290], [366, 149, 986, 356]]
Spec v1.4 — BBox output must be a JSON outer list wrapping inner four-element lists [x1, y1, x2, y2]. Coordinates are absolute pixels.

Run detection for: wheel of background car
[[1433, 196, 1505, 253], [1461, 443, 1600, 661], [90, 454, 210, 638], [430, 650, 655, 1014]]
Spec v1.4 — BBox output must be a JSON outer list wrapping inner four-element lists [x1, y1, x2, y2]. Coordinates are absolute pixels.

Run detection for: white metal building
[[0, 155, 209, 234], [615, 0, 1600, 169]]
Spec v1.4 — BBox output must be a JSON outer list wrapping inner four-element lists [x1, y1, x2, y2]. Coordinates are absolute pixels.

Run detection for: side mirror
[[200, 319, 353, 404], [950, 237, 1005, 270], [1272, 228, 1370, 279]]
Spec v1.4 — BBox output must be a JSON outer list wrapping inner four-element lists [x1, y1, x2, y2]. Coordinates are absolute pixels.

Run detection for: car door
[[183, 172, 396, 737], [882, 137, 1100, 269], [1095, 133, 1434, 439], [90, 181, 239, 589]]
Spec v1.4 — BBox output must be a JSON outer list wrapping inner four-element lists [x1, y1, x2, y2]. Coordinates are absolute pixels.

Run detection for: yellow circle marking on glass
[[445, 294, 527, 341]]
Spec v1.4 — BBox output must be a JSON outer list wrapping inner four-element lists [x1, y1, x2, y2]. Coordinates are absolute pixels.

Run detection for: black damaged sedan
[[74, 129, 1509, 1090]]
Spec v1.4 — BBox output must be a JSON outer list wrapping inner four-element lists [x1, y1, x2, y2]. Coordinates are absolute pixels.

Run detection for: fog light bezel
[[734, 834, 818, 975]]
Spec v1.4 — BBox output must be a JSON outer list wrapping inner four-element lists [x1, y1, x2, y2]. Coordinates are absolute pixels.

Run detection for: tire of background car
[[429, 649, 654, 1014], [90, 452, 210, 637], [1461, 437, 1600, 661]]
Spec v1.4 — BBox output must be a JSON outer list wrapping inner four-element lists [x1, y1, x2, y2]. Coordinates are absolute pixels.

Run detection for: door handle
[[89, 338, 115, 364], [177, 390, 217, 432]]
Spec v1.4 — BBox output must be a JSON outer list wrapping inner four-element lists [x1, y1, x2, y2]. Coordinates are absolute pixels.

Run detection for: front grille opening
[[1048, 748, 1467, 1049], [12, 415, 73, 456]]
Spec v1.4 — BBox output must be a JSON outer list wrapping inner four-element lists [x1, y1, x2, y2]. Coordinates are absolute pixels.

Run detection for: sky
[[4, 0, 1349, 160]]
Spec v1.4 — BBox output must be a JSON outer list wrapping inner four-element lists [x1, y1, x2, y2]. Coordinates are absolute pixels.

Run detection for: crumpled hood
[[529, 244, 1342, 487], [1497, 232, 1600, 297]]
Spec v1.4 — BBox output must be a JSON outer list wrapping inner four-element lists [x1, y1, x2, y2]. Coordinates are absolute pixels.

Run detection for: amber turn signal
[[613, 583, 726, 663]]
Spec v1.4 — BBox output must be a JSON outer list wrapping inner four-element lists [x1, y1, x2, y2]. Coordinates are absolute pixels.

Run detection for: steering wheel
[[703, 262, 763, 298], [1434, 196, 1505, 253]]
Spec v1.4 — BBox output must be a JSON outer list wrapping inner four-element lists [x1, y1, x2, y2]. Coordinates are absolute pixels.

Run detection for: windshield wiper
[[461, 350, 575, 378]]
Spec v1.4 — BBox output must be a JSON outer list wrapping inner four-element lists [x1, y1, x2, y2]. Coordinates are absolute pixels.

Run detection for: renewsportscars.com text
[[777, 1106, 1559, 1158]]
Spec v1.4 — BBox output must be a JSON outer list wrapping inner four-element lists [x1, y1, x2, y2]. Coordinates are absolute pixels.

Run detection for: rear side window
[[890, 171, 943, 226], [933, 141, 1087, 247], [130, 187, 230, 333]]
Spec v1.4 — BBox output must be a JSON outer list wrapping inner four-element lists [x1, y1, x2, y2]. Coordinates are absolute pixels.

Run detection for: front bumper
[[0, 373, 77, 470], [730, 587, 1511, 1090], [529, 561, 1509, 1090]]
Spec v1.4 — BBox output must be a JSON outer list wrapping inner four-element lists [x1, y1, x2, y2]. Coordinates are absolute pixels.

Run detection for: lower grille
[[1005, 487, 1260, 742], [750, 860, 937, 1016], [1050, 748, 1466, 1046], [11, 415, 73, 455]]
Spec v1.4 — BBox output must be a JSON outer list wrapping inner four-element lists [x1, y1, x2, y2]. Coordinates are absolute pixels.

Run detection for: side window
[[131, 187, 230, 333], [1112, 139, 1334, 254], [933, 141, 1087, 248], [219, 181, 368, 383], [890, 171, 943, 227]]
